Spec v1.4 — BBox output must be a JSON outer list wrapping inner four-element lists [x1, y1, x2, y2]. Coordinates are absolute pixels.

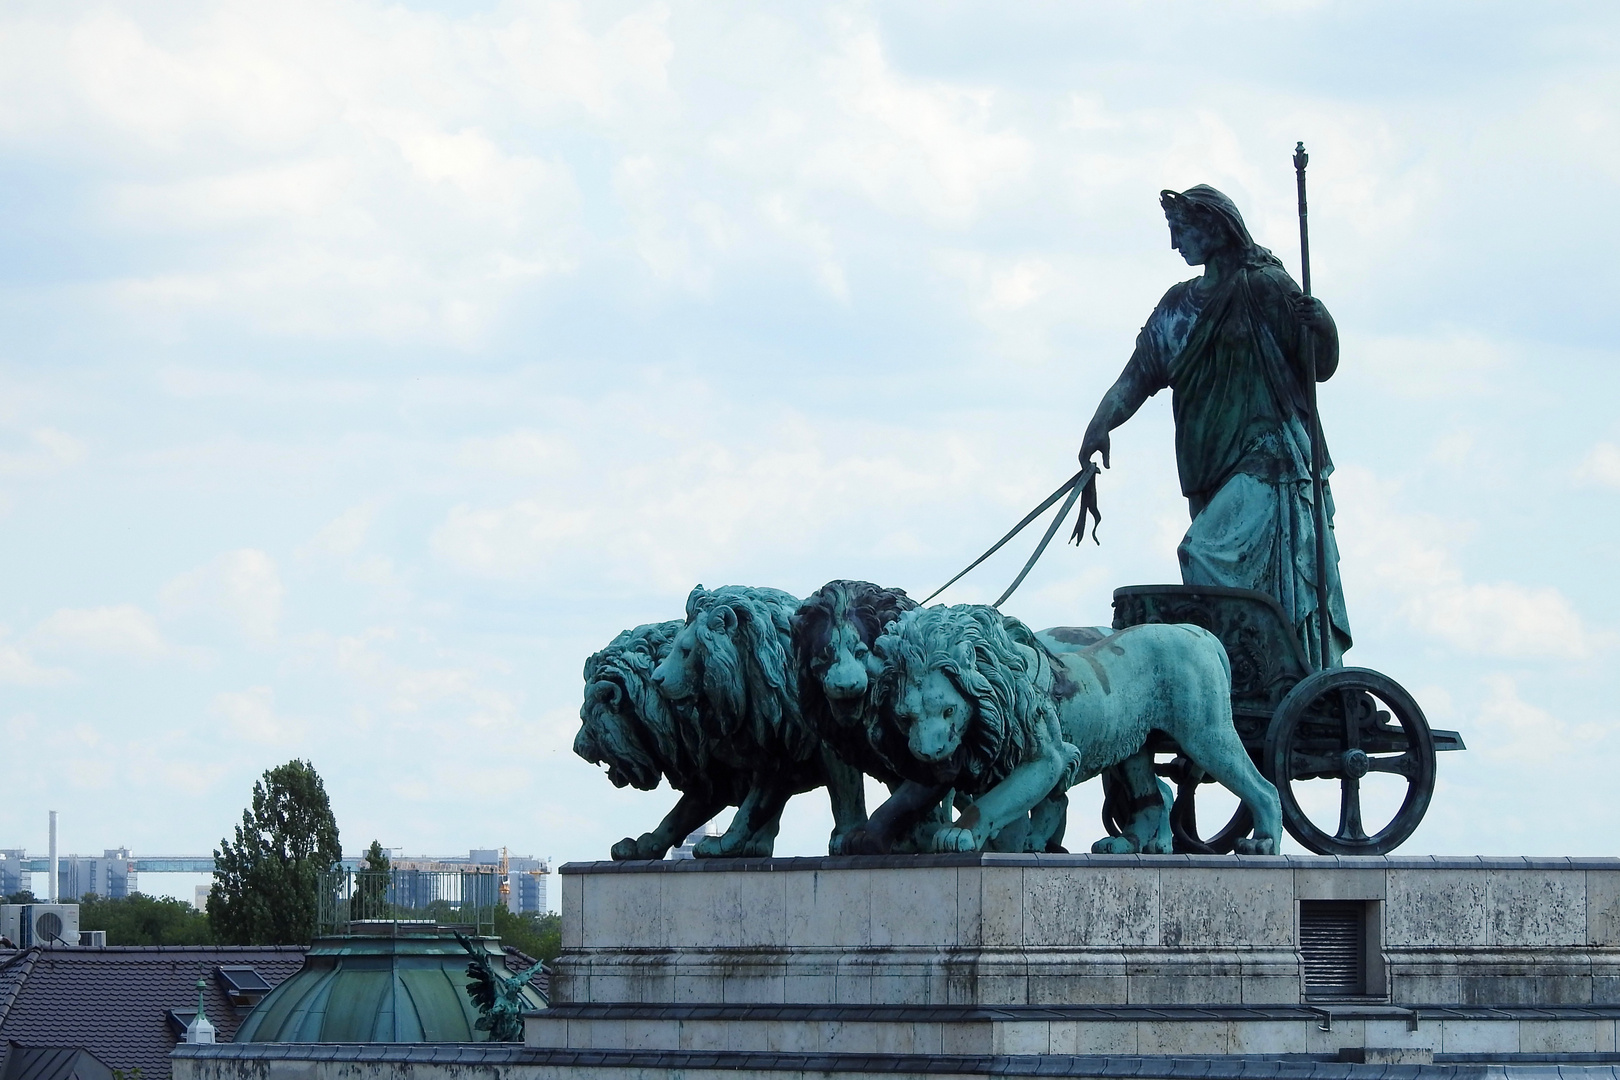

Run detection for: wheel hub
[[1341, 747, 1370, 779]]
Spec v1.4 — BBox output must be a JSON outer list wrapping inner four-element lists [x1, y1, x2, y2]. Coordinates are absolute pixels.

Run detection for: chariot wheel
[[1263, 667, 1436, 855]]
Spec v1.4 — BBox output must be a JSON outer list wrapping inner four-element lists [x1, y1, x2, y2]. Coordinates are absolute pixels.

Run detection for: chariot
[[1106, 584, 1465, 855]]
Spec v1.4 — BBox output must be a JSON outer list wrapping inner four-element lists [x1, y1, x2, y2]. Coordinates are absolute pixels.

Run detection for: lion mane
[[576, 620, 744, 803], [791, 579, 917, 782], [875, 605, 1065, 792], [683, 585, 820, 766]]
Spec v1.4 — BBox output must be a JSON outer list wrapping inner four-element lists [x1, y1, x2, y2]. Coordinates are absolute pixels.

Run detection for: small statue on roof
[[454, 931, 544, 1042]]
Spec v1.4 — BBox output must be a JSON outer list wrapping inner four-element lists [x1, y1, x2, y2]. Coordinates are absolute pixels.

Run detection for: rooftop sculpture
[[574, 147, 1464, 859]]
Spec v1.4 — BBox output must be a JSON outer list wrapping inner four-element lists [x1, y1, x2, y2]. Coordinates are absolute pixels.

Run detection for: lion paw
[[1235, 836, 1279, 855], [1090, 835, 1140, 855], [694, 834, 775, 859], [611, 835, 663, 861], [930, 826, 979, 853]]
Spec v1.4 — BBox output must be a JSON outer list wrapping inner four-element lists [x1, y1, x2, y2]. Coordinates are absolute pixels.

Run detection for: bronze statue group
[[576, 179, 1357, 861]]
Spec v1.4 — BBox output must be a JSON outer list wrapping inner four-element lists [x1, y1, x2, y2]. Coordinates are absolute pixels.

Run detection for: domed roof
[[233, 925, 546, 1043]]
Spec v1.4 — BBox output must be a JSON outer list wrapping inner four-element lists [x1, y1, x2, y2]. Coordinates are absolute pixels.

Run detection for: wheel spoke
[[1335, 777, 1366, 842], [1366, 752, 1420, 779], [1288, 751, 1340, 780], [1342, 690, 1362, 752]]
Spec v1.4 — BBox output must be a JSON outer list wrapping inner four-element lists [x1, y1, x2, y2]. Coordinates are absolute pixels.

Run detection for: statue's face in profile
[[1167, 210, 1226, 267]]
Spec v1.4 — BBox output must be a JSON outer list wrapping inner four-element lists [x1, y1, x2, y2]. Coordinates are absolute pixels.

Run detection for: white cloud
[[0, 636, 72, 685], [30, 605, 168, 659], [160, 549, 284, 642], [811, 18, 1032, 223], [211, 685, 304, 745], [302, 501, 381, 560], [1354, 331, 1508, 400], [1470, 674, 1602, 764], [433, 502, 594, 580], [1334, 466, 1601, 659], [327, 626, 519, 732], [0, 2, 678, 342], [0, 428, 87, 477], [1575, 442, 1620, 490], [455, 431, 578, 476], [429, 417, 989, 587]]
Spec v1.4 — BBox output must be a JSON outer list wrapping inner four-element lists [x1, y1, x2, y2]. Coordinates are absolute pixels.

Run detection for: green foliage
[[492, 906, 560, 966], [207, 759, 343, 945], [78, 892, 213, 945], [4, 890, 36, 904], [354, 840, 392, 921]]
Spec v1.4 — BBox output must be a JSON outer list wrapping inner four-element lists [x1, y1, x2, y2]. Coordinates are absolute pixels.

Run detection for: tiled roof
[[0, 1041, 115, 1080], [0, 946, 306, 1080]]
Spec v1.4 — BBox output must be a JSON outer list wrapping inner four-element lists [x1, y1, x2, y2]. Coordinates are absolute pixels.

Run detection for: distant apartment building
[[508, 856, 547, 914], [59, 848, 137, 900], [0, 850, 28, 896], [388, 849, 549, 914], [2, 848, 138, 900]]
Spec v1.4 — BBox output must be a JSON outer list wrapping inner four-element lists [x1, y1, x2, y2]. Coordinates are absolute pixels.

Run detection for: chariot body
[[1107, 584, 1464, 855]]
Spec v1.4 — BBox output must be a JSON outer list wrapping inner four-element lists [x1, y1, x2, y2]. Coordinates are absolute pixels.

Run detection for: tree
[[492, 907, 561, 967], [207, 759, 342, 945], [4, 890, 36, 904], [79, 893, 213, 945], [355, 839, 391, 921]]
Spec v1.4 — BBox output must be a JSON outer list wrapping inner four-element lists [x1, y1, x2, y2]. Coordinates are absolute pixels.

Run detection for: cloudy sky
[[2, 1, 1617, 904]]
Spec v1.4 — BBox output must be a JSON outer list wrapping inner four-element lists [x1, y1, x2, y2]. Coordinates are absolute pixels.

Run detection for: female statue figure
[[1079, 184, 1351, 664]]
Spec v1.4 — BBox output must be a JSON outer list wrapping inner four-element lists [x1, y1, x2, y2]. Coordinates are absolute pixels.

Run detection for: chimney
[[48, 811, 57, 902]]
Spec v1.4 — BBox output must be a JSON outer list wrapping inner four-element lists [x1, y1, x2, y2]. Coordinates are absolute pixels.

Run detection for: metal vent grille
[[1301, 901, 1364, 995]]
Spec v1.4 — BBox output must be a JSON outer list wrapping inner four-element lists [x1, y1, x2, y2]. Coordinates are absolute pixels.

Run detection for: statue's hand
[[1079, 426, 1111, 469], [1293, 294, 1331, 333]]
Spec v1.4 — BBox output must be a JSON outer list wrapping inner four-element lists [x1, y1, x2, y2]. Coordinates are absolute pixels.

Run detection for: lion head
[[576, 621, 688, 791], [651, 584, 816, 761], [875, 605, 1060, 792], [792, 580, 916, 724]]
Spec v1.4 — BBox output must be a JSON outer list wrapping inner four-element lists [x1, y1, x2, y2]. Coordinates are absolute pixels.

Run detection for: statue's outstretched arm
[[1080, 347, 1159, 467]]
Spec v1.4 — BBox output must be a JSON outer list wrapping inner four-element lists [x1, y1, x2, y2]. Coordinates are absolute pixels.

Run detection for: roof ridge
[[0, 948, 41, 1025], [18, 944, 309, 954]]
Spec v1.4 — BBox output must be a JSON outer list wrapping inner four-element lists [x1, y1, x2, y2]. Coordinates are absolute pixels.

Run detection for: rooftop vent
[[216, 965, 274, 1008], [165, 1008, 198, 1038]]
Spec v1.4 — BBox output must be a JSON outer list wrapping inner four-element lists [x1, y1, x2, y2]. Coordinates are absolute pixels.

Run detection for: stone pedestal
[[527, 853, 1620, 1065], [173, 854, 1620, 1079]]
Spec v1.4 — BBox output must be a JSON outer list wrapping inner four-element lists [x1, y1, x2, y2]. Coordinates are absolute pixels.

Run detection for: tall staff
[[1294, 142, 1333, 671]]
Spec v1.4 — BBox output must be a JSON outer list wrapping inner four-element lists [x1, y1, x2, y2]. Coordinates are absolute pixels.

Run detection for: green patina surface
[[233, 926, 545, 1043]]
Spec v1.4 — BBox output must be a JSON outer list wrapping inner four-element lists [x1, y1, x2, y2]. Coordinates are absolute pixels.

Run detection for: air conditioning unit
[[79, 929, 107, 947], [0, 904, 80, 947]]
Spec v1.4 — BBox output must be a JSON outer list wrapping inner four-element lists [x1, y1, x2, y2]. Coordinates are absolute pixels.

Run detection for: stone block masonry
[[172, 854, 1620, 1079]]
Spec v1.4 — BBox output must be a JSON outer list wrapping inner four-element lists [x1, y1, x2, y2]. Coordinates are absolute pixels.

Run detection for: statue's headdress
[[1160, 184, 1283, 270]]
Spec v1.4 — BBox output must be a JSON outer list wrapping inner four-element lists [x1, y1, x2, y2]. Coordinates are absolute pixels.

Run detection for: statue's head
[[792, 580, 916, 725], [875, 605, 1057, 789], [1160, 185, 1254, 267], [651, 584, 800, 735], [577, 621, 684, 790]]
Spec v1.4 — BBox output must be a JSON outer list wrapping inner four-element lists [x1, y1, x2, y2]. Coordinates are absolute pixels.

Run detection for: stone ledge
[[172, 1045, 1620, 1077], [560, 855, 1620, 875], [533, 1002, 1620, 1023]]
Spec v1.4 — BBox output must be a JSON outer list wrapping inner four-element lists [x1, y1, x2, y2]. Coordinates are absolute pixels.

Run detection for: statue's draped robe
[[1126, 256, 1352, 665]]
